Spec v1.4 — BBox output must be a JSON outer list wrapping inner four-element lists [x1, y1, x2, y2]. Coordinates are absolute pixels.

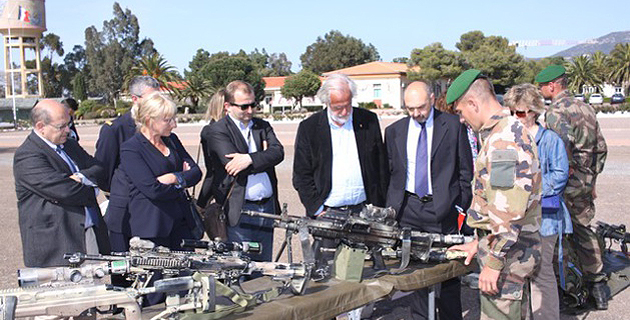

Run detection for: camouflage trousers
[[564, 190, 605, 281], [477, 231, 541, 320]]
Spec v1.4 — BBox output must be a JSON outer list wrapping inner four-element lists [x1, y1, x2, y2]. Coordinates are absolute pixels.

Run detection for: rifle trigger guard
[[400, 228, 411, 269]]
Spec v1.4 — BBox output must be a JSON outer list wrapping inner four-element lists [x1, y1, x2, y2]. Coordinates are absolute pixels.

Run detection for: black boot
[[591, 281, 609, 310]]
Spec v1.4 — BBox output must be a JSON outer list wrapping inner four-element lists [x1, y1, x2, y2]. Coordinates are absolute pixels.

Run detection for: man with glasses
[[207, 80, 284, 262], [384, 81, 473, 320], [293, 74, 388, 271], [14, 100, 110, 267], [536, 65, 609, 309], [96, 76, 160, 252]]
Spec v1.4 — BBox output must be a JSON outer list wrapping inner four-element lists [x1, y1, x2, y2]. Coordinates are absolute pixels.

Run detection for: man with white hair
[[293, 74, 388, 270]]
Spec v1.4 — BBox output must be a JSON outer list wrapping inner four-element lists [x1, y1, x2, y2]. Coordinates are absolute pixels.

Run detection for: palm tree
[[566, 55, 601, 94], [610, 43, 630, 96], [175, 74, 215, 112], [125, 53, 179, 92], [591, 51, 611, 84]]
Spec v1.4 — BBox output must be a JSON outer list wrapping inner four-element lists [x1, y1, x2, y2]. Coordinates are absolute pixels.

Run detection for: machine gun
[[242, 204, 473, 274], [596, 221, 630, 254], [0, 275, 203, 320]]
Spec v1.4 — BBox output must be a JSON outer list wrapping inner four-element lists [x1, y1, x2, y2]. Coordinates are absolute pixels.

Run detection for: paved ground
[[0, 115, 628, 319]]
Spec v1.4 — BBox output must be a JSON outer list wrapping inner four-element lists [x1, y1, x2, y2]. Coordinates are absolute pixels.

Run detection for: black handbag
[[185, 189, 206, 240]]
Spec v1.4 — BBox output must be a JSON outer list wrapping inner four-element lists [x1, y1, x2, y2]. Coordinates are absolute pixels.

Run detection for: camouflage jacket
[[467, 109, 542, 270], [545, 90, 607, 179]]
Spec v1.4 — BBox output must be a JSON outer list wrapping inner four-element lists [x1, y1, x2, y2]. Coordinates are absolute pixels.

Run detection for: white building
[[261, 61, 416, 113]]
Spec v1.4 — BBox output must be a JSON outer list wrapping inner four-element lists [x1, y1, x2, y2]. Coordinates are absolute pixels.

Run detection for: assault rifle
[[59, 237, 310, 295], [0, 275, 203, 320], [242, 204, 473, 273], [596, 221, 630, 254]]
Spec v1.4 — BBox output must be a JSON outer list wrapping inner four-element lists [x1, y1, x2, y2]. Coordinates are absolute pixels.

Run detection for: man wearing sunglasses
[[536, 65, 609, 309], [14, 100, 110, 267], [207, 80, 284, 262]]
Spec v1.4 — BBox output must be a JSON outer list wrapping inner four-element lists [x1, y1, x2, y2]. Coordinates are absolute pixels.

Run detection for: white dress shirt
[[405, 108, 434, 194], [324, 110, 367, 207], [228, 115, 274, 201]]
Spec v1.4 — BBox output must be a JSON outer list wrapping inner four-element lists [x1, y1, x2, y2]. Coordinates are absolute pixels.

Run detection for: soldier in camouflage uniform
[[536, 65, 609, 309], [447, 70, 542, 320]]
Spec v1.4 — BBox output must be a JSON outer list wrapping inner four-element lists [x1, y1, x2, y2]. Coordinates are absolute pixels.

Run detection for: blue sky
[[35, 0, 630, 74]]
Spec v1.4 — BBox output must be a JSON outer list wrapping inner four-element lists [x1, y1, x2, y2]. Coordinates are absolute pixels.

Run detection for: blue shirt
[[535, 125, 573, 236]]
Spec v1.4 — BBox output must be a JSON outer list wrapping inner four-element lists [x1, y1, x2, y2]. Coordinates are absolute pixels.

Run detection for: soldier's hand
[[448, 239, 478, 265], [479, 265, 500, 295], [225, 153, 253, 176]]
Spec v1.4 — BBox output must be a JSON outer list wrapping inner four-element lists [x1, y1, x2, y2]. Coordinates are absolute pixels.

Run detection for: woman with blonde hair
[[197, 89, 227, 209], [504, 83, 571, 320], [119, 92, 202, 249]]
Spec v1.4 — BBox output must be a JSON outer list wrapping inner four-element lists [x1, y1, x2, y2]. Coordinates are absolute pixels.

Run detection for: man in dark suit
[[385, 81, 473, 320], [208, 80, 284, 262], [97, 76, 159, 252], [14, 100, 110, 267], [293, 74, 388, 270]]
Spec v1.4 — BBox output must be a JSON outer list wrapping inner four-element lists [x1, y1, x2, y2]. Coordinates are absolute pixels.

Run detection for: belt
[[324, 202, 365, 213], [405, 191, 433, 203], [245, 197, 272, 206]]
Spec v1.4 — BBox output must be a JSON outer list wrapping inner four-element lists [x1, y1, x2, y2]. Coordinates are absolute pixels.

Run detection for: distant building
[[262, 61, 416, 112]]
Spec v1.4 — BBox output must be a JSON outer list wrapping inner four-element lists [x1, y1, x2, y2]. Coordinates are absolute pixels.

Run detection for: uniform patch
[[490, 149, 518, 188]]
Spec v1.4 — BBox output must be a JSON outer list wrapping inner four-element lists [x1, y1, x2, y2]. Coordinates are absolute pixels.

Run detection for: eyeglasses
[[510, 110, 529, 118], [404, 105, 428, 112], [48, 122, 70, 131], [162, 116, 177, 124], [229, 102, 259, 111]]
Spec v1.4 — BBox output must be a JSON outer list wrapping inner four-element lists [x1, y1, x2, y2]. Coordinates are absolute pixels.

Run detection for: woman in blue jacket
[[119, 92, 202, 249], [504, 83, 572, 320]]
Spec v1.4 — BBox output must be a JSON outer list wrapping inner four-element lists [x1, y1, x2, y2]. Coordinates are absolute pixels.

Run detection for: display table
[[220, 260, 471, 320]]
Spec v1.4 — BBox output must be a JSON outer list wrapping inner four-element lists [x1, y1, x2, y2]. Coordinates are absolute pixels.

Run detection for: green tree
[[393, 57, 409, 63], [610, 43, 630, 95], [175, 74, 215, 111], [408, 42, 464, 84], [300, 30, 380, 74], [456, 31, 527, 90], [567, 55, 601, 93], [280, 70, 321, 110], [126, 53, 178, 91], [200, 55, 265, 102], [185, 48, 211, 78], [266, 52, 292, 76], [84, 2, 156, 102], [41, 33, 64, 61], [72, 72, 88, 101], [591, 51, 610, 84]]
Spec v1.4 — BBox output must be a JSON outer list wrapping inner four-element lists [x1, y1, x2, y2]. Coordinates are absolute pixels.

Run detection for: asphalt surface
[[0, 115, 628, 319]]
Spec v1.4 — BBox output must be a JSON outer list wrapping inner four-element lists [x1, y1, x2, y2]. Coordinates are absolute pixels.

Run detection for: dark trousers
[[227, 199, 275, 262], [400, 193, 462, 320]]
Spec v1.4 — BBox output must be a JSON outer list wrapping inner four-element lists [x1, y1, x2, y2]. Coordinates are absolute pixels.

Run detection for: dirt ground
[[0, 115, 628, 319]]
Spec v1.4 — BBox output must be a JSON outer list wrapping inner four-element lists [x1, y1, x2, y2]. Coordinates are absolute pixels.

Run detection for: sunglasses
[[510, 110, 529, 118], [229, 102, 259, 111]]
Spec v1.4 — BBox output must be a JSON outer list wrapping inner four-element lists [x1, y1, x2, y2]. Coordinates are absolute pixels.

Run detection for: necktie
[[414, 122, 428, 197], [56, 146, 99, 228]]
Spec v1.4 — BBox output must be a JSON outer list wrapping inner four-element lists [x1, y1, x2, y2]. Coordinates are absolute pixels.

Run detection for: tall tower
[[0, 0, 46, 98]]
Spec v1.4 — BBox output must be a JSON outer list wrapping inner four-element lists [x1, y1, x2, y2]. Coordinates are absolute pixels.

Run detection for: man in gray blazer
[[14, 100, 109, 267]]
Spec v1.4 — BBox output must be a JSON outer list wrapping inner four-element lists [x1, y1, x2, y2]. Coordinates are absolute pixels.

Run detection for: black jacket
[[384, 110, 473, 233], [14, 132, 109, 267], [208, 116, 284, 226], [293, 108, 389, 217]]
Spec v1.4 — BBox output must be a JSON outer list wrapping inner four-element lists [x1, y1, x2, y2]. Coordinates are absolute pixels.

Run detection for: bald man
[[14, 100, 109, 267], [384, 82, 473, 320]]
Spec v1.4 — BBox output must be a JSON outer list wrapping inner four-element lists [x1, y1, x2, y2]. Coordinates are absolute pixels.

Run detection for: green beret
[[535, 65, 566, 83], [446, 69, 483, 105]]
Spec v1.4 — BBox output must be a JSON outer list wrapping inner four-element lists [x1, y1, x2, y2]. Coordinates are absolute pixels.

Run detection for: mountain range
[[552, 31, 630, 57]]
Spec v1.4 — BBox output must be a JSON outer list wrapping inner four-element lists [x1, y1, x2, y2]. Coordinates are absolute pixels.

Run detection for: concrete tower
[[0, 0, 46, 98]]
